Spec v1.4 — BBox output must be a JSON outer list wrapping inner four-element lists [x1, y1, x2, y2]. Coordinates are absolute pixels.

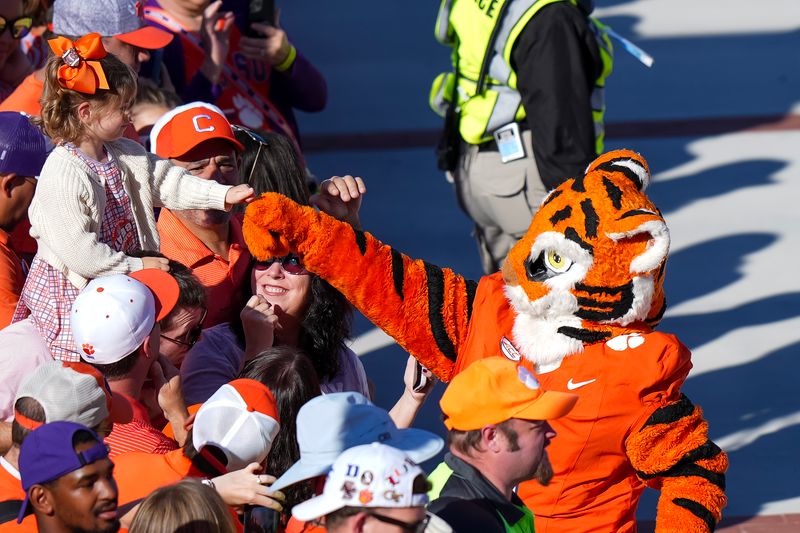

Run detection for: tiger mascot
[[243, 149, 728, 532]]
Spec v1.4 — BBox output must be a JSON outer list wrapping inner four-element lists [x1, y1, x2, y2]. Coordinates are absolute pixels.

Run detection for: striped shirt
[[105, 393, 178, 458]]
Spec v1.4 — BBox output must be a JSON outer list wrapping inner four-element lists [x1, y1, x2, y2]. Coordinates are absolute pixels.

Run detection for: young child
[[12, 33, 253, 361]]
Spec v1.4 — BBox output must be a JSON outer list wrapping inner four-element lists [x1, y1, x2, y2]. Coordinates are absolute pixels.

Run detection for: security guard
[[431, 0, 612, 274]]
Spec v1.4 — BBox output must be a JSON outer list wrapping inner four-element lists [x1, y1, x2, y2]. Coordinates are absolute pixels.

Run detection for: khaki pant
[[450, 129, 547, 274]]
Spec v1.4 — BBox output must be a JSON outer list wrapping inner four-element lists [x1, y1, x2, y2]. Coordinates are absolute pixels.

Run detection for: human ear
[[482, 425, 502, 453], [29, 485, 55, 516], [0, 173, 16, 198], [77, 101, 93, 124], [353, 512, 369, 532]]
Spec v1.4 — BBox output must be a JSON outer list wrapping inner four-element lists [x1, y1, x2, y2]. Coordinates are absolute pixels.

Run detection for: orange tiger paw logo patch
[[358, 489, 373, 504], [82, 344, 95, 357]]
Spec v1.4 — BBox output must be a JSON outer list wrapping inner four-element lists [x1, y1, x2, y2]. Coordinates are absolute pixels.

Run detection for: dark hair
[[89, 350, 140, 380], [38, 51, 137, 143], [11, 396, 45, 446], [72, 428, 100, 449], [233, 128, 309, 205], [239, 346, 322, 513], [163, 260, 206, 329], [297, 276, 352, 382]]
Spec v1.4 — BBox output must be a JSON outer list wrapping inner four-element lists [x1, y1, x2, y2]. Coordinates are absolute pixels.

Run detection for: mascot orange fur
[[243, 150, 728, 532]]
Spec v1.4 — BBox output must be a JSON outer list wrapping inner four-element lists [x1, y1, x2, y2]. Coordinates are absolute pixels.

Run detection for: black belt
[[477, 122, 530, 152]]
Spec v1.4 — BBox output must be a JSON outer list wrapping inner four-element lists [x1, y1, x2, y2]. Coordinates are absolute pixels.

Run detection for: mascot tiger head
[[502, 150, 669, 372]]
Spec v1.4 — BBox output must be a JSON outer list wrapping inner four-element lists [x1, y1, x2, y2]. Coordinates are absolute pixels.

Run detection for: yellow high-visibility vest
[[430, 0, 613, 151]]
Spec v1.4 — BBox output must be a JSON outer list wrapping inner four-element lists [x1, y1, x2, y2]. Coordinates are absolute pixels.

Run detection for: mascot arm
[[243, 193, 478, 381], [624, 340, 728, 533]]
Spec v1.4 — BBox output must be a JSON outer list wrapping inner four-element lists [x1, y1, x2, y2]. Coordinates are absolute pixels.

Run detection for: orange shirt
[[0, 457, 23, 501], [458, 274, 692, 533], [0, 515, 36, 532], [0, 74, 43, 116], [0, 229, 26, 329], [0, 458, 34, 533], [285, 518, 324, 533], [157, 208, 251, 327], [112, 448, 202, 506], [113, 448, 242, 531]]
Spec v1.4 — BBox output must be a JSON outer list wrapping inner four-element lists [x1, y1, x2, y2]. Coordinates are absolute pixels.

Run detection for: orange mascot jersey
[[242, 150, 728, 532]]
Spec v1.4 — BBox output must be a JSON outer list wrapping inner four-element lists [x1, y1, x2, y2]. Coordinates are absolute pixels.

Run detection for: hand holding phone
[[244, 505, 280, 533], [412, 360, 429, 393], [247, 0, 275, 35]]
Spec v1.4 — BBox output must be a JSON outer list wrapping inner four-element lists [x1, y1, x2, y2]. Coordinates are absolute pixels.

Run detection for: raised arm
[[243, 193, 478, 381]]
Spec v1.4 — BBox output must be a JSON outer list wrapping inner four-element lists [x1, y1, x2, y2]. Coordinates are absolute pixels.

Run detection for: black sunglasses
[[254, 254, 307, 275], [231, 124, 267, 185], [0, 16, 32, 39], [367, 512, 429, 533], [160, 307, 207, 348]]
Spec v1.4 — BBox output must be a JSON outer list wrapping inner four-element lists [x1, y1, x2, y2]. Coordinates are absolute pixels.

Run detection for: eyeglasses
[[160, 307, 207, 348], [0, 16, 32, 39], [254, 254, 307, 275], [231, 124, 267, 186], [367, 512, 430, 533]]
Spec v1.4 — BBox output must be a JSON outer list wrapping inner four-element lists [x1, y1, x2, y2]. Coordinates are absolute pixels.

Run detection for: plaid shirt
[[13, 144, 141, 361]]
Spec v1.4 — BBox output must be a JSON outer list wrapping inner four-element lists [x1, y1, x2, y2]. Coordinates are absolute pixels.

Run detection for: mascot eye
[[544, 250, 573, 273]]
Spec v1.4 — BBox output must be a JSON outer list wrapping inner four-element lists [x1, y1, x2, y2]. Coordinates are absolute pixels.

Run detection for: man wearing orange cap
[[150, 102, 252, 328], [428, 358, 577, 533]]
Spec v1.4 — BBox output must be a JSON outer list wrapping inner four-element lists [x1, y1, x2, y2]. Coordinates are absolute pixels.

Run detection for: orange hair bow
[[47, 33, 110, 94]]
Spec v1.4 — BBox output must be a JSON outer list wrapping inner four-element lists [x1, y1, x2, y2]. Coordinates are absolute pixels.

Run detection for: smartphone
[[244, 505, 280, 533], [412, 360, 428, 393], [247, 0, 275, 35]]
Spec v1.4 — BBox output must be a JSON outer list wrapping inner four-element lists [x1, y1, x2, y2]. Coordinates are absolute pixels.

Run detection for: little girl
[[13, 33, 253, 361]]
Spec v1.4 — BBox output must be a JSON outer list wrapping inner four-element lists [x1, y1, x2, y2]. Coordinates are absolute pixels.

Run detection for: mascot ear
[[608, 218, 670, 274], [585, 149, 651, 192]]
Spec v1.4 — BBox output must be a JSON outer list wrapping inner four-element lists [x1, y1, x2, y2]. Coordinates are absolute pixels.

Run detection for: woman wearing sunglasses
[[180, 127, 370, 406], [0, 0, 34, 103]]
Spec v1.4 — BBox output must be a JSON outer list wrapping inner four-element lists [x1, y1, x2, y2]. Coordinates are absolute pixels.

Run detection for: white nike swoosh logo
[[567, 378, 597, 390]]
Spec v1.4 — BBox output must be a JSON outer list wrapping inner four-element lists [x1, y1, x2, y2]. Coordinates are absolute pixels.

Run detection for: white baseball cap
[[71, 270, 179, 364], [270, 392, 444, 492], [292, 443, 429, 522], [192, 379, 280, 472]]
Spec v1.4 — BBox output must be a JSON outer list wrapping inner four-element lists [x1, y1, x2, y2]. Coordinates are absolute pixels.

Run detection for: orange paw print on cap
[[82, 344, 95, 356], [358, 489, 373, 505]]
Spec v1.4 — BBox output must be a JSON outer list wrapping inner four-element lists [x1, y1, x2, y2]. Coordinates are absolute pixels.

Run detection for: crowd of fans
[[0, 1, 580, 532]]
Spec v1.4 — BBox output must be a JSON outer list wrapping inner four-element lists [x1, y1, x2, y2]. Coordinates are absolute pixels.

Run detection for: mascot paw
[[243, 192, 298, 260]]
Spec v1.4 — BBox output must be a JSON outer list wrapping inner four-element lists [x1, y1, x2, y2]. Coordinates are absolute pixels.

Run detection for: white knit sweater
[[28, 138, 231, 289]]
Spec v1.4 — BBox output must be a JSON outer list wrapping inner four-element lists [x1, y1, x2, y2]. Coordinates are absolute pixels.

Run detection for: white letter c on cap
[[192, 114, 215, 133]]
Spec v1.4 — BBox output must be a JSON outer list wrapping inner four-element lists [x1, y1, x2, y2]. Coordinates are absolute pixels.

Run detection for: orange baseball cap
[[128, 268, 179, 322], [149, 102, 244, 159], [440, 358, 578, 431]]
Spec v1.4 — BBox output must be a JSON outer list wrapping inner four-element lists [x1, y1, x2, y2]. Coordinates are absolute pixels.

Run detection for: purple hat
[[0, 112, 50, 177], [18, 421, 109, 523]]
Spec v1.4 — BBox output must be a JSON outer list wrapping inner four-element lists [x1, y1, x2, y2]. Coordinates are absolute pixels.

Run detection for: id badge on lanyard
[[493, 122, 526, 163]]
